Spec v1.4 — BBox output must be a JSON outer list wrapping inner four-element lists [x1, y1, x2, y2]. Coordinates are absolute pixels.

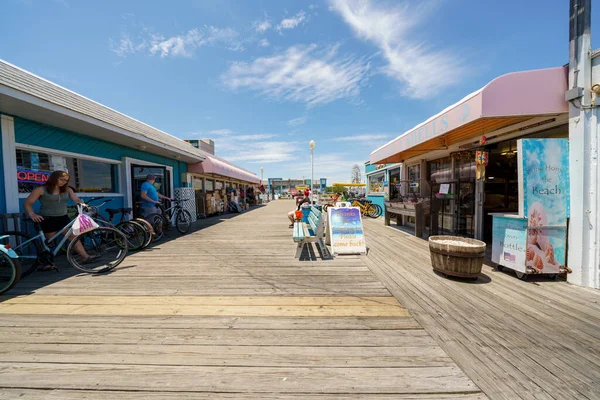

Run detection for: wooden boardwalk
[[362, 218, 600, 400], [0, 200, 484, 399]]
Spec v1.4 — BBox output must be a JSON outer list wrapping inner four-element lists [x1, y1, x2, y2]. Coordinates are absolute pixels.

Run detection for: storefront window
[[215, 181, 223, 190], [16, 149, 118, 193], [429, 157, 452, 184], [389, 167, 401, 200], [192, 177, 204, 190], [205, 180, 214, 191], [368, 173, 385, 194], [406, 164, 421, 196]]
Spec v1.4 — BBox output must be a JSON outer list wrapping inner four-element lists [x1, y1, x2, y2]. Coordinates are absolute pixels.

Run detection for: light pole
[[260, 167, 264, 201], [309, 140, 315, 204]]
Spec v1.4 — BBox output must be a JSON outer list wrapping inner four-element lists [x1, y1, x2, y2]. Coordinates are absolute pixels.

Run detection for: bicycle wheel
[[1, 231, 41, 277], [67, 227, 128, 274], [175, 209, 192, 234], [0, 252, 21, 294], [322, 204, 329, 212], [370, 204, 383, 218], [134, 218, 154, 249], [115, 221, 147, 251], [147, 213, 167, 241]]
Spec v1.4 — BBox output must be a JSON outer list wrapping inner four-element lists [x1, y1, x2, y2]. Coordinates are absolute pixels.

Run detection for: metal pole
[[567, 0, 598, 288], [311, 149, 314, 204]]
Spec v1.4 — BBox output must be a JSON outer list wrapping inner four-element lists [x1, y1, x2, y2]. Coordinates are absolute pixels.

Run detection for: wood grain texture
[[0, 200, 484, 399], [361, 218, 600, 400]]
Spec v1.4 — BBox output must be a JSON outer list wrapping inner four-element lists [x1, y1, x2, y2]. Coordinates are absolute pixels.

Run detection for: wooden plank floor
[[362, 218, 600, 400], [0, 200, 484, 399]]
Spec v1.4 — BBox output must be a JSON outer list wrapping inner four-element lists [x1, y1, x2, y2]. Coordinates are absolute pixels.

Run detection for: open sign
[[17, 169, 50, 184]]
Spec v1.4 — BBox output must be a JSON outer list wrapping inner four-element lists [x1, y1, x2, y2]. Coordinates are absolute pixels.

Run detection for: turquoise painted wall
[[0, 120, 5, 213], [365, 162, 388, 217], [3, 116, 189, 219], [14, 117, 188, 186]]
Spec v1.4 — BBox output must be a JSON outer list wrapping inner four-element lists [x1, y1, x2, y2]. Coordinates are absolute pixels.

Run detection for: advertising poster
[[518, 139, 569, 273], [328, 207, 367, 255], [492, 216, 527, 273]]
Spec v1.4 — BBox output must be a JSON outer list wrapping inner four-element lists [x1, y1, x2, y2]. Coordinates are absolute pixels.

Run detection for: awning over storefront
[[188, 155, 261, 184], [370, 67, 568, 164]]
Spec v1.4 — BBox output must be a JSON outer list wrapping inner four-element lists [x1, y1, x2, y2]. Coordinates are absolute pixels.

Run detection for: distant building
[[185, 139, 215, 155]]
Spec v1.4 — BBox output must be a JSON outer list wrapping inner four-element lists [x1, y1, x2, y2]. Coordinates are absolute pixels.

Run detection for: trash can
[[301, 204, 311, 223]]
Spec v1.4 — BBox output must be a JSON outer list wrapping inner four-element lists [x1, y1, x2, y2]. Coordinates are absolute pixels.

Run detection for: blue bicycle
[[0, 235, 22, 294]]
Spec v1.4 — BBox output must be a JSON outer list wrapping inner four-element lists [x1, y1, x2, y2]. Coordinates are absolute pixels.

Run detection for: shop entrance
[[429, 152, 476, 238], [130, 165, 171, 217]]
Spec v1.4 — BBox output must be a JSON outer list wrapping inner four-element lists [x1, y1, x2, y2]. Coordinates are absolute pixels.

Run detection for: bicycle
[[142, 199, 193, 241], [1, 213, 129, 276], [86, 197, 152, 250], [350, 198, 382, 218], [0, 235, 22, 294], [322, 193, 342, 212]]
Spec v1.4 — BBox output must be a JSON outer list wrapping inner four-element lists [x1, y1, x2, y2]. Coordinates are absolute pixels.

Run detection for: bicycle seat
[[106, 207, 133, 216]]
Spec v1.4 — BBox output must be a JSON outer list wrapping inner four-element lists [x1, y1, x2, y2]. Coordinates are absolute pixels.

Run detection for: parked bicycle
[[0, 235, 22, 294], [142, 198, 193, 241], [1, 213, 129, 278], [86, 197, 152, 250], [350, 198, 382, 218], [322, 193, 342, 212]]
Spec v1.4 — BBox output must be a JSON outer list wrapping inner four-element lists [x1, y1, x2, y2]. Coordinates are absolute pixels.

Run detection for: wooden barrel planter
[[428, 236, 486, 278]]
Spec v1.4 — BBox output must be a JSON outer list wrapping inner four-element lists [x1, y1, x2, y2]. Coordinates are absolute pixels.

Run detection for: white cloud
[[277, 11, 306, 30], [259, 38, 270, 47], [255, 19, 272, 33], [332, 133, 392, 142], [235, 133, 279, 141], [221, 44, 370, 106], [309, 4, 319, 10], [149, 27, 239, 57], [219, 140, 298, 164], [207, 128, 234, 135], [110, 26, 241, 58], [109, 36, 136, 57], [287, 153, 365, 184], [287, 116, 308, 126], [329, 0, 466, 99]]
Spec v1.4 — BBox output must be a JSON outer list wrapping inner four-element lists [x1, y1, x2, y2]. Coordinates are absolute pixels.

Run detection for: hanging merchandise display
[[475, 151, 489, 181]]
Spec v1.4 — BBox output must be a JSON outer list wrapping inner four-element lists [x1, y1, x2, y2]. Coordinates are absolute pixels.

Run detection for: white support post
[[1, 115, 19, 213], [567, 0, 599, 289]]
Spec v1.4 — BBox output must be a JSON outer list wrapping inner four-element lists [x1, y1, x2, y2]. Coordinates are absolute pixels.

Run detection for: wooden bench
[[384, 201, 429, 238], [293, 206, 331, 259]]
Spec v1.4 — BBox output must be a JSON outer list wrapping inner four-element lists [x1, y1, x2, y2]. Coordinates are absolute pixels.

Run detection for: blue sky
[[2, 0, 596, 183]]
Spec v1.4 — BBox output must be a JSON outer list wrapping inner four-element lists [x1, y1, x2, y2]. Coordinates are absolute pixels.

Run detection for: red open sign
[[17, 170, 50, 184]]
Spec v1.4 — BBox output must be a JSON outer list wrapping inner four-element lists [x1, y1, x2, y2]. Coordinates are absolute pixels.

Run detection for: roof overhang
[[370, 66, 569, 164], [188, 155, 261, 184], [0, 87, 205, 164]]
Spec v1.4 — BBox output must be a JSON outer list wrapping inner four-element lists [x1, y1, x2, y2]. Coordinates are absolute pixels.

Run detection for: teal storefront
[[365, 162, 402, 217], [0, 60, 204, 218]]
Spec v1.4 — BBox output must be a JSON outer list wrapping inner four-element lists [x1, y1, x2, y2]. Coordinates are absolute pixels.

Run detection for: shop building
[[0, 60, 259, 218], [365, 162, 402, 215], [370, 67, 576, 275]]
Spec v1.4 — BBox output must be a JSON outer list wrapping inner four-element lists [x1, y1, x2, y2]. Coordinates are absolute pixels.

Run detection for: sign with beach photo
[[328, 207, 367, 255], [517, 139, 569, 273]]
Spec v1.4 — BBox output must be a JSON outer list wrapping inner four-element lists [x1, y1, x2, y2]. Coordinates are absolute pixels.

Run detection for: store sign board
[[518, 138, 570, 226], [17, 169, 50, 184], [492, 216, 527, 273], [328, 207, 367, 255]]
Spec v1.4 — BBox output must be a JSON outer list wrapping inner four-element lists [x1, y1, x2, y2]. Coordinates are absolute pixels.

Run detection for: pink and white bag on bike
[[72, 204, 99, 236]]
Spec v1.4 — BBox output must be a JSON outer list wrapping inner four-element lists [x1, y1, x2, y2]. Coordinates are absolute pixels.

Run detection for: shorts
[[39, 215, 71, 234], [142, 206, 161, 223]]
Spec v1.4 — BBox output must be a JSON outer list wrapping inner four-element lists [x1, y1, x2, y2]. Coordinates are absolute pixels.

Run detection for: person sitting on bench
[[288, 195, 311, 228]]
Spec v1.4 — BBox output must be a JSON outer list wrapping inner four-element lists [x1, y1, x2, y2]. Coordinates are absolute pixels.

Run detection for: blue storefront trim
[[2, 116, 189, 221]]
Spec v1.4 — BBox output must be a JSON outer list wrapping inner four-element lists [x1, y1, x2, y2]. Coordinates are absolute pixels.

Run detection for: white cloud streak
[[110, 26, 241, 58], [329, 0, 466, 98], [255, 20, 272, 33], [207, 129, 234, 135], [287, 116, 308, 126], [277, 11, 306, 30], [221, 44, 370, 106], [259, 38, 270, 47]]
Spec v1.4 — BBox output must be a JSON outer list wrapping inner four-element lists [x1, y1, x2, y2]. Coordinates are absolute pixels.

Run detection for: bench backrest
[[307, 206, 325, 237]]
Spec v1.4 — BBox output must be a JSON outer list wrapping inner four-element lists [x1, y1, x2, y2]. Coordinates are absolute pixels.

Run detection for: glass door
[[131, 165, 171, 217]]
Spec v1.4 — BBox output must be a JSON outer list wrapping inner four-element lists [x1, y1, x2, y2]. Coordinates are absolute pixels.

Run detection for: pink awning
[[188, 155, 261, 184], [370, 66, 568, 164]]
